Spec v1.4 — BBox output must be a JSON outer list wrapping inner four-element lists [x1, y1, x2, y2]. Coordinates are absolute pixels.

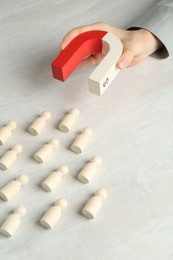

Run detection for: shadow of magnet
[[51, 30, 123, 96]]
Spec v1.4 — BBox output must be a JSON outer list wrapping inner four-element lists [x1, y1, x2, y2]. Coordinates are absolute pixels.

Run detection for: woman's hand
[[60, 22, 162, 70]]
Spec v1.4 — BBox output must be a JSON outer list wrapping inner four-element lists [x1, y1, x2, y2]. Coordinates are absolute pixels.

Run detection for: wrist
[[139, 29, 162, 51], [132, 29, 163, 55]]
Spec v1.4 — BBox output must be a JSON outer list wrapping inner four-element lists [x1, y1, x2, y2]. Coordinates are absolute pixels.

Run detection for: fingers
[[60, 28, 80, 50], [77, 53, 104, 69], [76, 56, 96, 70], [116, 48, 135, 70], [60, 22, 112, 50], [60, 22, 136, 70], [59, 23, 156, 73]]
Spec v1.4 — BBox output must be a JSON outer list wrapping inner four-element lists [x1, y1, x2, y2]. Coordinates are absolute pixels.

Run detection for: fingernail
[[60, 43, 65, 50], [61, 41, 68, 50], [119, 58, 128, 69]]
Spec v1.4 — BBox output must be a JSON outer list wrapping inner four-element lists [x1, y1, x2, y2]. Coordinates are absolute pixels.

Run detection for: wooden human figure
[[82, 188, 107, 219], [0, 120, 17, 146], [0, 144, 23, 170], [0, 205, 27, 237], [78, 155, 102, 184], [33, 138, 59, 163], [58, 108, 79, 133], [71, 127, 93, 154], [28, 111, 51, 136], [40, 198, 67, 229], [0, 174, 29, 201], [41, 165, 69, 192]]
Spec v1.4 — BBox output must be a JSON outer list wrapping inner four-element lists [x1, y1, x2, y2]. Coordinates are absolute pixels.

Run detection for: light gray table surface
[[0, 1, 173, 259]]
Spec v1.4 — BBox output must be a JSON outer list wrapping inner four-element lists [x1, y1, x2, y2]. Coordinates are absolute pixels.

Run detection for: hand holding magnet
[[51, 30, 123, 96]]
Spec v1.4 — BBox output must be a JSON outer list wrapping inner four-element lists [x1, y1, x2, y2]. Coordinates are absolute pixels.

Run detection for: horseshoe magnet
[[51, 30, 123, 96]]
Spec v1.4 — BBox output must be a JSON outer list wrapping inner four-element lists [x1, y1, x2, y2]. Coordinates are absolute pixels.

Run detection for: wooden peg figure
[[58, 108, 79, 132], [78, 155, 102, 184], [0, 205, 27, 237], [41, 165, 69, 192], [28, 111, 51, 136], [71, 127, 93, 154], [40, 198, 68, 229], [0, 174, 29, 201], [82, 188, 107, 219], [0, 144, 23, 170], [33, 138, 59, 163], [0, 120, 17, 146]]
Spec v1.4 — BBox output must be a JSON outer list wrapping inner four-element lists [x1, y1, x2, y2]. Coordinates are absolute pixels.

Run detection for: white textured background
[[0, 0, 173, 259]]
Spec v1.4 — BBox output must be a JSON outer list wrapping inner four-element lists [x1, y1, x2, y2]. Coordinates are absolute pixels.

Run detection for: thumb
[[116, 49, 134, 70]]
